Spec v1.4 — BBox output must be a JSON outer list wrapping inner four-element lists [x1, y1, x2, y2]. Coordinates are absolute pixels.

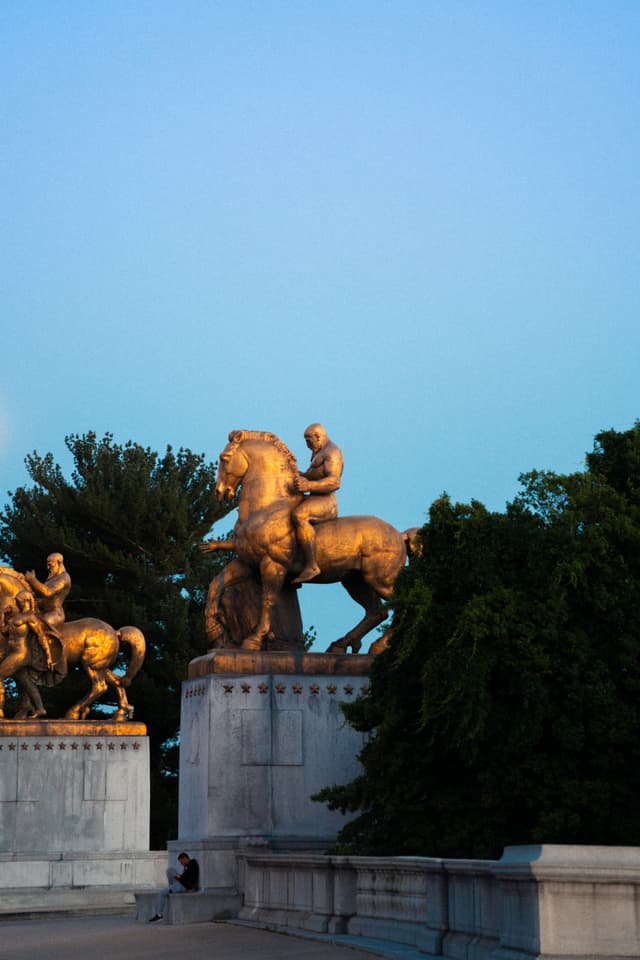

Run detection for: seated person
[[149, 852, 199, 921]]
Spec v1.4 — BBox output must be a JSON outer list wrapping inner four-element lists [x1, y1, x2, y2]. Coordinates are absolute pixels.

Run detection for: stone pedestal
[[175, 651, 371, 890], [0, 720, 166, 910]]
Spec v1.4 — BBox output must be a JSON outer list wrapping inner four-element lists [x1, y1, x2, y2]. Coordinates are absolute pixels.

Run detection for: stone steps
[[0, 887, 143, 920]]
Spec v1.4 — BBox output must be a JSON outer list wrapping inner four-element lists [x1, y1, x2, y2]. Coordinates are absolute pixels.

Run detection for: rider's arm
[[303, 448, 343, 495], [25, 572, 68, 598], [25, 572, 47, 595]]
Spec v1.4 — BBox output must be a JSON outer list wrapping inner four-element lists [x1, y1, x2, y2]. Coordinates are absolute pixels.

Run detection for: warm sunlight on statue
[[0, 555, 145, 721], [292, 424, 344, 583], [199, 427, 419, 655]]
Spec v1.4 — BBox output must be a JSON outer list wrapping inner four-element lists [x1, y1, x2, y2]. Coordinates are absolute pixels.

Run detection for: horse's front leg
[[205, 558, 253, 648], [242, 559, 287, 651]]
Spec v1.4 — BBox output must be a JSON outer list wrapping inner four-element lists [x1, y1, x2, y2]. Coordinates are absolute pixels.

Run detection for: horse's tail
[[117, 626, 146, 686], [403, 527, 423, 559]]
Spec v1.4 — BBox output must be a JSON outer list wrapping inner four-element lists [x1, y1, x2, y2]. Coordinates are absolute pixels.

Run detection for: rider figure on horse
[[292, 424, 344, 584], [25, 552, 71, 632]]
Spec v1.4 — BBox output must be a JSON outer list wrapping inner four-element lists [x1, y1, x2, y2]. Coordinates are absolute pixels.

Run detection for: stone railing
[[237, 845, 640, 959]]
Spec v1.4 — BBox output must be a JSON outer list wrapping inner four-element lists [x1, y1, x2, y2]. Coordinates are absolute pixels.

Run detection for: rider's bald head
[[304, 424, 327, 453]]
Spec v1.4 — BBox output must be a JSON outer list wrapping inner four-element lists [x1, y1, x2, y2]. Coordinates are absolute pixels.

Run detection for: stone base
[[188, 649, 373, 678], [0, 720, 147, 737], [0, 720, 165, 917], [177, 655, 370, 890], [0, 723, 150, 853], [0, 850, 167, 889], [0, 850, 168, 917]]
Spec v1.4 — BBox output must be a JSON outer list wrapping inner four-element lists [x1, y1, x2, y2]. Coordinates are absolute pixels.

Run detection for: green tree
[[0, 432, 234, 847], [316, 423, 640, 859]]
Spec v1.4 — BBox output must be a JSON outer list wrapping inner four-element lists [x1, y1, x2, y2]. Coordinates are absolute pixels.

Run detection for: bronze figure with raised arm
[[24, 552, 71, 632], [292, 423, 344, 583]]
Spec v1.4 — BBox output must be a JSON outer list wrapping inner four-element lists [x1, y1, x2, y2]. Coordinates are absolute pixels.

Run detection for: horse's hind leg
[[106, 669, 133, 721], [327, 573, 388, 655], [205, 558, 253, 647], [65, 666, 108, 720]]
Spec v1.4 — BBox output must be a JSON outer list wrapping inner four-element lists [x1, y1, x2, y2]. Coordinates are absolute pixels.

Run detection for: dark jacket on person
[[178, 858, 199, 891]]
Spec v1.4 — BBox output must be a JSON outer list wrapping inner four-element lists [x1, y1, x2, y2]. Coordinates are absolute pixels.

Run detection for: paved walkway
[[0, 916, 385, 960]]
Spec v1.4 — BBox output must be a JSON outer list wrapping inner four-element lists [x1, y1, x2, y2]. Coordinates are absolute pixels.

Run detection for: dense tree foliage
[[0, 432, 233, 847], [316, 423, 640, 859]]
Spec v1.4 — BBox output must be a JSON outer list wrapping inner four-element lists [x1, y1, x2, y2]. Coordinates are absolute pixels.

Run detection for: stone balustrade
[[237, 845, 640, 959]]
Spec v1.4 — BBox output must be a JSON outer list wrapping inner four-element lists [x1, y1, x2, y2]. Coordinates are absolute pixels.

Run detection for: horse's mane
[[228, 430, 299, 472], [0, 565, 31, 591]]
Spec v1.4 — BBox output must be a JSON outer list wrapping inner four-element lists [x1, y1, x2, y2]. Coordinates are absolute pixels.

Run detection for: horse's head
[[216, 429, 300, 506], [215, 431, 249, 502]]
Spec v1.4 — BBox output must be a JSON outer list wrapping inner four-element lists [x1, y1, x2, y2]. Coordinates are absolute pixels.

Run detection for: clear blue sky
[[2, 2, 639, 646]]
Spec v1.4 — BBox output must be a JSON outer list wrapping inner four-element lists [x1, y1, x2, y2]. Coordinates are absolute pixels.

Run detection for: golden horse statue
[[201, 430, 416, 654], [0, 566, 145, 721]]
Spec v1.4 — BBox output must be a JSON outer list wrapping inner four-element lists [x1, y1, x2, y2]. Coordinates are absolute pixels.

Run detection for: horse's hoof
[[368, 636, 389, 656], [205, 617, 225, 640], [292, 565, 321, 584], [326, 639, 347, 654], [242, 635, 263, 651]]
